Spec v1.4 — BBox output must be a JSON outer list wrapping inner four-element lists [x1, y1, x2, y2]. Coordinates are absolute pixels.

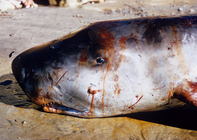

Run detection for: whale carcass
[[12, 16, 197, 117]]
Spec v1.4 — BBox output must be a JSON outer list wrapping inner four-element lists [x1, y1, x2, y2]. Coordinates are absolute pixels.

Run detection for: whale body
[[12, 16, 197, 117]]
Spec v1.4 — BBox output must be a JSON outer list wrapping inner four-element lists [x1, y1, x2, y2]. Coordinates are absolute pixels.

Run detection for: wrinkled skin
[[12, 16, 197, 117]]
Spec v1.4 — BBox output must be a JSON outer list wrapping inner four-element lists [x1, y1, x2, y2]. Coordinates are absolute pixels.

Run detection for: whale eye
[[96, 57, 105, 64]]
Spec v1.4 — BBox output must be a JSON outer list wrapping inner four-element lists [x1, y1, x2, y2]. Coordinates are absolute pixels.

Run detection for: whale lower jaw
[[41, 102, 91, 117]]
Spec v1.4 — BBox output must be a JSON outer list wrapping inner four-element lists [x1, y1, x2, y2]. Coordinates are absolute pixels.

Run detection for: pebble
[[103, 9, 112, 15], [177, 7, 183, 12], [189, 9, 195, 13], [73, 14, 83, 18], [21, 120, 27, 126]]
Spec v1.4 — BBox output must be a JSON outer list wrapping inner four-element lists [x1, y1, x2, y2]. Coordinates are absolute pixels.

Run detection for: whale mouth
[[41, 102, 89, 117]]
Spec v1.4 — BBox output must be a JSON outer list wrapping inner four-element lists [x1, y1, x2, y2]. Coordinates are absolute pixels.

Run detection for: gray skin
[[12, 16, 197, 117]]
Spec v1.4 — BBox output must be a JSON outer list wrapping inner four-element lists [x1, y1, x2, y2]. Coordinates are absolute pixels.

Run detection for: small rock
[[177, 7, 183, 12], [9, 33, 14, 37], [121, 7, 131, 15], [115, 8, 121, 14], [73, 14, 83, 18], [103, 9, 112, 15], [21, 120, 27, 126], [9, 50, 15, 58], [189, 9, 195, 14], [171, 12, 175, 16]]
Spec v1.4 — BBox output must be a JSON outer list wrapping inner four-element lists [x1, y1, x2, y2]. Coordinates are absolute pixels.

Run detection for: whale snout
[[12, 51, 41, 101], [12, 45, 56, 101], [12, 54, 25, 85], [11, 44, 93, 117]]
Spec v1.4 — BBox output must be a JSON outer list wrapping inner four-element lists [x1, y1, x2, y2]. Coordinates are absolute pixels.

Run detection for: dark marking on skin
[[128, 95, 143, 109], [97, 32, 126, 99], [99, 29, 115, 49], [98, 29, 115, 112], [109, 36, 127, 71], [98, 29, 115, 69], [119, 36, 127, 50], [126, 33, 139, 44], [143, 21, 162, 44], [97, 29, 126, 70], [79, 48, 88, 65]]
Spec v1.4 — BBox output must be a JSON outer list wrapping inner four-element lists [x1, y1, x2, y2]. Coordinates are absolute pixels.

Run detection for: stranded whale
[[12, 16, 197, 117]]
